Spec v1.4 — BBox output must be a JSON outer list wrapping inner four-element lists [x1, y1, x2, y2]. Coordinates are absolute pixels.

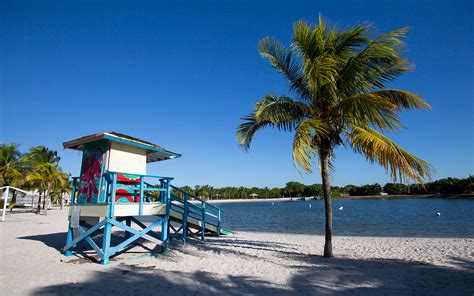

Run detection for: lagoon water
[[216, 198, 474, 238]]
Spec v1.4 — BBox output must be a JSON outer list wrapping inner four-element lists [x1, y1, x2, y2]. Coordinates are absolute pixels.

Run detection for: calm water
[[215, 198, 474, 238]]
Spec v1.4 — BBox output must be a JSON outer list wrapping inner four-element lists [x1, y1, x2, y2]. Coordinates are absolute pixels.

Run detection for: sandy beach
[[0, 209, 472, 295]]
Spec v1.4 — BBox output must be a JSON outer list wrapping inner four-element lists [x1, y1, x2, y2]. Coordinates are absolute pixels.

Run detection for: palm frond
[[304, 54, 338, 97], [258, 37, 311, 100], [237, 94, 308, 150], [348, 126, 435, 183], [292, 19, 339, 98], [292, 20, 319, 60], [339, 27, 412, 95], [236, 114, 272, 150], [368, 89, 431, 110], [332, 24, 371, 59], [255, 94, 309, 130], [333, 92, 402, 131], [292, 118, 329, 174]]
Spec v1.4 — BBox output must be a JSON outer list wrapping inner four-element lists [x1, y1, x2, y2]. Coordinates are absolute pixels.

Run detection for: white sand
[[0, 209, 472, 295]]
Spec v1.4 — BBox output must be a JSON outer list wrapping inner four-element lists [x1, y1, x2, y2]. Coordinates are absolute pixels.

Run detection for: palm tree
[[27, 146, 60, 165], [0, 144, 24, 210], [237, 16, 434, 257], [0, 144, 23, 186], [55, 173, 71, 209], [26, 146, 65, 215], [26, 162, 68, 215]]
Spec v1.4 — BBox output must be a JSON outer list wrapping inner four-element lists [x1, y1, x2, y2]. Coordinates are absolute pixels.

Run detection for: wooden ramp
[[168, 186, 229, 241], [170, 208, 220, 234]]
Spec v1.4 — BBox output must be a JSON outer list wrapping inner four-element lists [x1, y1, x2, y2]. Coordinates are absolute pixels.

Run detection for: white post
[[2, 186, 10, 222]]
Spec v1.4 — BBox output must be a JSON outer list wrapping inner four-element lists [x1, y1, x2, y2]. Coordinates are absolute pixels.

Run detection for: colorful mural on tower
[[77, 142, 107, 204], [115, 174, 141, 203]]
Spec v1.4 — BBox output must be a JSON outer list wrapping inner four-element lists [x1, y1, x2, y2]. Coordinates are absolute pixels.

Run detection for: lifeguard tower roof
[[63, 132, 181, 163]]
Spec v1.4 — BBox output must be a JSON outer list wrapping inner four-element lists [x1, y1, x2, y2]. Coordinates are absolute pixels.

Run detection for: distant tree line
[[179, 176, 474, 200]]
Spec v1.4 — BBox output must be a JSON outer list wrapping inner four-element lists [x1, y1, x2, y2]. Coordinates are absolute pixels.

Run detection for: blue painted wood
[[64, 177, 78, 256], [110, 218, 163, 244], [65, 170, 226, 264], [108, 218, 164, 256], [139, 177, 144, 216], [170, 185, 224, 211], [63, 219, 107, 251], [101, 221, 112, 265], [76, 225, 104, 259], [110, 173, 117, 217], [125, 217, 132, 239], [160, 179, 170, 252], [217, 209, 221, 237], [183, 196, 188, 243], [201, 202, 206, 241]]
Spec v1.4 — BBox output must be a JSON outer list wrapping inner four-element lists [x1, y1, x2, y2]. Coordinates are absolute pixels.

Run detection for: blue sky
[[1, 0, 473, 187]]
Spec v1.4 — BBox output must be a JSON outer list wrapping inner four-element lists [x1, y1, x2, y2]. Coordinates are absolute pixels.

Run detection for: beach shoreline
[[1, 209, 472, 295], [207, 193, 474, 204]]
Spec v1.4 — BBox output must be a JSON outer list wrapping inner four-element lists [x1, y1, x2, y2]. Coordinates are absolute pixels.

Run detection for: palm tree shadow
[[18, 232, 474, 295], [31, 255, 474, 296], [284, 254, 474, 295]]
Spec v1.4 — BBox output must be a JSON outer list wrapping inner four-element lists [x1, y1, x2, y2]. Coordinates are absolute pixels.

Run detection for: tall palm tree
[[26, 146, 64, 215], [237, 16, 434, 257]]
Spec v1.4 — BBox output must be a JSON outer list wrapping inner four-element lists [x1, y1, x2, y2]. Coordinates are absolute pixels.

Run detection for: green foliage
[[0, 143, 23, 186], [177, 176, 473, 200], [348, 183, 382, 196], [383, 183, 408, 195], [284, 181, 306, 197], [0, 143, 70, 210], [237, 15, 433, 183]]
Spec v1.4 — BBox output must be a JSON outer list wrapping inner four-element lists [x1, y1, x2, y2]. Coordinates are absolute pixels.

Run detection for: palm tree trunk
[[320, 150, 334, 258], [60, 192, 64, 210], [42, 191, 47, 215], [36, 193, 42, 214], [9, 191, 17, 212], [44, 183, 51, 216]]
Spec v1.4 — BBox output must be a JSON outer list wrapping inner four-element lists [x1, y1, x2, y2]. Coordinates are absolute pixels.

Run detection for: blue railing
[[101, 171, 173, 217], [69, 173, 223, 241], [170, 185, 223, 241]]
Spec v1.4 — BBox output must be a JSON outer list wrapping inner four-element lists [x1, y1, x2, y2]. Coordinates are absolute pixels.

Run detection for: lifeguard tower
[[62, 132, 224, 265]]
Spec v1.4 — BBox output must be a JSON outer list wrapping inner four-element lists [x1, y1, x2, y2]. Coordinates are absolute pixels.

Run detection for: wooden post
[[64, 178, 77, 256], [217, 209, 221, 237], [125, 217, 132, 239], [139, 176, 144, 216], [102, 173, 116, 265], [160, 179, 170, 253], [183, 195, 188, 243], [201, 202, 205, 241]]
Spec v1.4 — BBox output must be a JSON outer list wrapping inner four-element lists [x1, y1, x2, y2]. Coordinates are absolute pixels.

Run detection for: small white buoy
[[436, 212, 441, 216], [338, 206, 343, 210], [309, 204, 312, 208], [272, 202, 274, 206]]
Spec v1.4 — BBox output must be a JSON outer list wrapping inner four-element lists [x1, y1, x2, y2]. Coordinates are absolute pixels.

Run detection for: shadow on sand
[[22, 232, 474, 296]]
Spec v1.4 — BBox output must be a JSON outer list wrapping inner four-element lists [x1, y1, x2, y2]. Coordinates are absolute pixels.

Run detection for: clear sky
[[1, 0, 473, 188]]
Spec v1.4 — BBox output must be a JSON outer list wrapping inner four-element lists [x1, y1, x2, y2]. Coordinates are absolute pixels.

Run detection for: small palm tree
[[27, 146, 60, 165], [26, 146, 65, 215], [26, 163, 68, 215], [237, 16, 434, 257]]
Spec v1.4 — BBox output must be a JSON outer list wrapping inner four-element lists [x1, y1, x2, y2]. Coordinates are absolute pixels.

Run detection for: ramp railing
[[170, 185, 223, 241]]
